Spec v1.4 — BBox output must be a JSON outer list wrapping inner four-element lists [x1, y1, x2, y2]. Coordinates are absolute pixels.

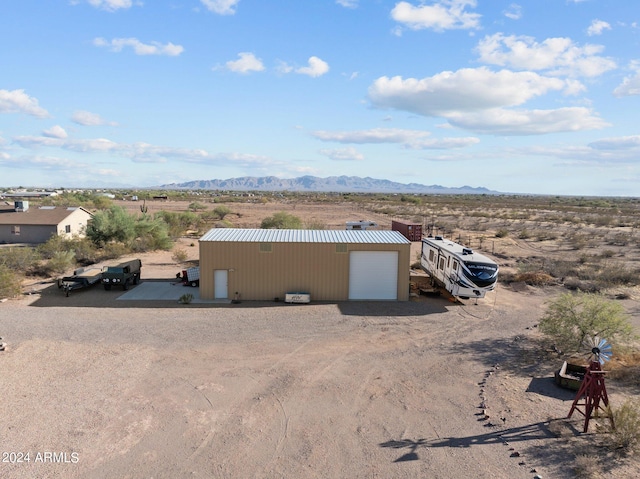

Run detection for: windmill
[[567, 336, 615, 433]]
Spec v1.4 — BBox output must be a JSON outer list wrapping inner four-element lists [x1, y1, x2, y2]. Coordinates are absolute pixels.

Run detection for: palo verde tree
[[539, 292, 636, 354], [86, 205, 137, 246]]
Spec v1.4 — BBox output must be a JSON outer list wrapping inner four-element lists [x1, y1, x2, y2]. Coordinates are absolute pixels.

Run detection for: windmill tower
[[567, 336, 615, 433]]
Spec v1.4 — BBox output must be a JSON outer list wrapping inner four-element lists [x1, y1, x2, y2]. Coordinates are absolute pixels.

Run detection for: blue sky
[[1, 0, 639, 196]]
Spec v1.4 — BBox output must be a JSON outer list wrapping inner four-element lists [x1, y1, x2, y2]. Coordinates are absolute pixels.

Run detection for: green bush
[[0, 246, 40, 271], [0, 264, 23, 299], [539, 292, 636, 354], [603, 399, 640, 453], [179, 293, 194, 304], [172, 248, 188, 263], [37, 234, 69, 260], [213, 205, 232, 220], [86, 205, 136, 246], [261, 212, 302, 229], [45, 250, 76, 276]]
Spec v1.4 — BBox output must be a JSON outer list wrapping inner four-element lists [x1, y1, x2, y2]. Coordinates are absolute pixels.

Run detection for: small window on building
[[259, 242, 272, 253], [439, 257, 445, 270], [453, 261, 458, 271], [65, 225, 71, 234], [447, 256, 451, 268], [11, 225, 20, 236], [428, 250, 434, 262], [336, 244, 347, 253]]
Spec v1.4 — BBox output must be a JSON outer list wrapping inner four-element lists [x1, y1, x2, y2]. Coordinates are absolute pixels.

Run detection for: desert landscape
[[1, 194, 640, 479]]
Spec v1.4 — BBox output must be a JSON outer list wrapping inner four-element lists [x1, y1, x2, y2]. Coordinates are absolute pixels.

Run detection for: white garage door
[[349, 251, 398, 300]]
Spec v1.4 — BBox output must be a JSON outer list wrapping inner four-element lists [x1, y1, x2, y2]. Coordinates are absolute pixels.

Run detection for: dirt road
[[4, 276, 632, 479]]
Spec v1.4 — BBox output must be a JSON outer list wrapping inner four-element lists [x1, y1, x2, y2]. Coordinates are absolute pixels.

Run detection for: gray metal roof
[[200, 228, 411, 244]]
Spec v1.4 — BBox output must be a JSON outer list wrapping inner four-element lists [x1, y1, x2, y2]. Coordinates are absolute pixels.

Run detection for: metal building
[[198, 229, 411, 301]]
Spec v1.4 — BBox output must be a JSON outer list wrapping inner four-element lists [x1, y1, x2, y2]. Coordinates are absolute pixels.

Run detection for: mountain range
[[161, 176, 498, 194]]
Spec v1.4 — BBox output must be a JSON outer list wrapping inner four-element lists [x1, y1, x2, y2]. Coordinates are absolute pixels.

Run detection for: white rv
[[420, 236, 498, 299], [346, 220, 378, 230]]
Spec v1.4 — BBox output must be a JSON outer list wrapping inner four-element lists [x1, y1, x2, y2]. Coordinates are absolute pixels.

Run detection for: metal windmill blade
[[583, 336, 613, 365]]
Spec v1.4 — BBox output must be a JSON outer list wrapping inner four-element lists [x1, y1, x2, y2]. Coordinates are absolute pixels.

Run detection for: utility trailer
[[179, 267, 200, 287], [57, 267, 103, 296]]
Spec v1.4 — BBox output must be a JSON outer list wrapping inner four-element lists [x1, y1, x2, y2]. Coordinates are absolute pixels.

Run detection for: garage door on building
[[348, 251, 399, 300]]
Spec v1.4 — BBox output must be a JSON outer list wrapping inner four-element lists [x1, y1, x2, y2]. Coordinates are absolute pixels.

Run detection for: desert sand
[[1, 198, 639, 479]]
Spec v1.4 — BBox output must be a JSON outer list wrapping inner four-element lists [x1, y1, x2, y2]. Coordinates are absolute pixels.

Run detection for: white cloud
[[588, 135, 640, 150], [0, 89, 50, 118], [503, 3, 522, 20], [391, 0, 481, 33], [225, 52, 265, 74], [0, 154, 82, 170], [476, 33, 616, 77], [93, 37, 184, 56], [43, 126, 68, 139], [200, 0, 240, 15], [336, 0, 358, 8], [613, 61, 640, 97], [11, 134, 275, 168], [296, 56, 330, 77], [312, 127, 479, 149], [446, 107, 609, 135], [318, 147, 364, 161], [587, 19, 611, 36], [86, 0, 133, 12], [368, 69, 609, 135], [71, 110, 117, 126], [369, 67, 570, 116]]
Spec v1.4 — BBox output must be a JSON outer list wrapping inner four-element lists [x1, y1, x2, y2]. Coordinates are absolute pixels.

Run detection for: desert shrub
[[100, 242, 131, 260], [215, 220, 234, 228], [213, 205, 232, 220], [132, 217, 173, 251], [400, 195, 421, 205], [305, 219, 326, 230], [602, 399, 640, 453], [66, 237, 99, 265], [45, 250, 76, 276], [495, 229, 509, 238], [513, 271, 555, 286], [172, 248, 188, 263], [37, 234, 69, 259], [155, 210, 199, 238], [572, 454, 600, 478], [179, 293, 194, 304], [188, 202, 207, 212], [539, 292, 636, 354], [0, 246, 41, 271], [0, 264, 23, 299], [261, 212, 302, 229], [518, 229, 531, 239]]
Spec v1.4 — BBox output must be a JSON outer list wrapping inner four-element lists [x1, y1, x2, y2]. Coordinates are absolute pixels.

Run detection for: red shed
[[392, 220, 422, 242]]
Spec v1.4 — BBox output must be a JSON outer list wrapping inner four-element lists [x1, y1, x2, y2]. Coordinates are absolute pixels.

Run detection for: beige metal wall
[[199, 241, 410, 301]]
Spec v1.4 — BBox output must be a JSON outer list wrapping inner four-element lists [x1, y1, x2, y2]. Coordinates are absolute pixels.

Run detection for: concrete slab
[[117, 281, 203, 302]]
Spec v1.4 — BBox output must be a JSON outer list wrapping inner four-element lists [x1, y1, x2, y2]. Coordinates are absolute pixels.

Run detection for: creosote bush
[[0, 264, 23, 299], [602, 399, 640, 453], [172, 248, 188, 263]]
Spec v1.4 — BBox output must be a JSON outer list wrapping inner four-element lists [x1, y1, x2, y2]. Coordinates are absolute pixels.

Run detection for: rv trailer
[[420, 236, 498, 299]]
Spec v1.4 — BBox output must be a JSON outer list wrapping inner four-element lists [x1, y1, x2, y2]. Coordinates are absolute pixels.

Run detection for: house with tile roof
[[0, 201, 93, 244]]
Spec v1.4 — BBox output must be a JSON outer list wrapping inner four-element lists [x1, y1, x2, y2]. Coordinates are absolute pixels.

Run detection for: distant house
[[0, 201, 93, 244]]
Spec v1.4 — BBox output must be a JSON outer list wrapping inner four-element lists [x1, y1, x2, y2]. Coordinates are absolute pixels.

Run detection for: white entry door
[[214, 270, 228, 299]]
